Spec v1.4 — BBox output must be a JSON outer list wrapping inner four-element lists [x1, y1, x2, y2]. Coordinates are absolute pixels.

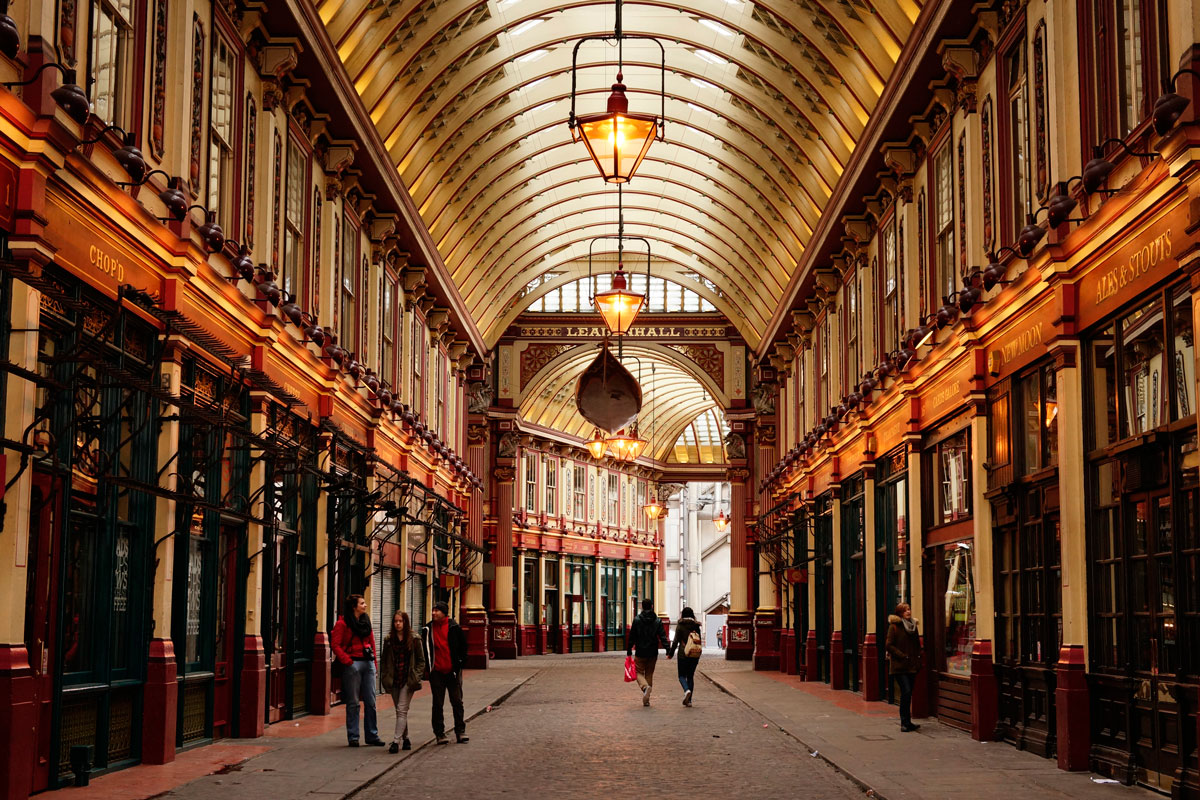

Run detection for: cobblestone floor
[[358, 653, 866, 800]]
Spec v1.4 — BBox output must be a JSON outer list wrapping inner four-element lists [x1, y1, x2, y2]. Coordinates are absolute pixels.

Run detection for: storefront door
[[212, 525, 239, 739], [1127, 491, 1182, 792]]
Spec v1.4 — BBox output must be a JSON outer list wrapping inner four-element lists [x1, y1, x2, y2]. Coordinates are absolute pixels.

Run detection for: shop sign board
[[1076, 202, 1189, 330], [45, 194, 163, 299], [872, 400, 912, 457], [984, 299, 1056, 384]]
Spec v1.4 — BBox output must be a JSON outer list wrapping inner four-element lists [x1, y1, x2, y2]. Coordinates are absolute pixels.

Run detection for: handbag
[[623, 655, 637, 682], [683, 630, 703, 658]]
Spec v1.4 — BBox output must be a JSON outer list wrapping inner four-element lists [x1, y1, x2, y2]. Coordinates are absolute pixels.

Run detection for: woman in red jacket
[[331, 594, 383, 746]]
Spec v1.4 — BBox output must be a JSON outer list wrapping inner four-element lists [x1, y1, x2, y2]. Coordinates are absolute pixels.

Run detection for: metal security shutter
[[371, 571, 384, 646], [408, 573, 427, 629], [372, 568, 400, 646]]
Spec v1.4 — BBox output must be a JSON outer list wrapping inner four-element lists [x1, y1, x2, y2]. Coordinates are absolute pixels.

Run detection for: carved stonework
[[467, 381, 493, 413], [958, 131, 968, 274], [189, 15, 205, 189], [724, 432, 746, 460], [494, 466, 516, 483], [520, 343, 572, 391], [981, 95, 995, 253], [1033, 22, 1049, 202], [726, 467, 750, 483], [244, 95, 257, 249], [757, 425, 777, 447], [150, 0, 168, 158], [497, 431, 520, 458], [665, 343, 724, 389], [467, 423, 488, 444], [751, 382, 776, 416]]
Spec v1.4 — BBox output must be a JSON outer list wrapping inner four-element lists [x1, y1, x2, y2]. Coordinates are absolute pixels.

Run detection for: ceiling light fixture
[[567, 0, 666, 183]]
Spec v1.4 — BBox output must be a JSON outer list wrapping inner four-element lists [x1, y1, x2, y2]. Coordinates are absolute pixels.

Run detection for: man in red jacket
[[331, 594, 384, 747], [421, 601, 469, 745]]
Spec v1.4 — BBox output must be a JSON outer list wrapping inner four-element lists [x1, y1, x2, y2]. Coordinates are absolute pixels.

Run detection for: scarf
[[902, 617, 917, 634], [350, 611, 373, 640]]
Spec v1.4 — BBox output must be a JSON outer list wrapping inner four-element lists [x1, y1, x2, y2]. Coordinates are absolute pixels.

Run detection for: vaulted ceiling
[[320, 0, 921, 350]]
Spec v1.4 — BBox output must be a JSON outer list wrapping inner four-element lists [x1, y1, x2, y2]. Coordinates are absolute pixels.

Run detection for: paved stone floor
[[357, 653, 866, 800]]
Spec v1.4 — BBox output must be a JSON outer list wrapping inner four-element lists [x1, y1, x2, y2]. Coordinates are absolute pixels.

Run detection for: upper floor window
[[339, 218, 359, 355], [818, 315, 830, 416], [380, 270, 398, 387], [843, 272, 859, 389], [206, 32, 237, 234], [89, 0, 135, 126], [1085, 0, 1170, 143], [282, 137, 308, 301], [932, 144, 955, 307], [545, 457, 557, 516], [607, 474, 619, 524], [1004, 38, 1033, 241], [524, 452, 538, 513], [412, 319, 424, 419], [573, 464, 586, 519], [436, 349, 447, 435], [882, 217, 900, 355], [637, 481, 647, 529]]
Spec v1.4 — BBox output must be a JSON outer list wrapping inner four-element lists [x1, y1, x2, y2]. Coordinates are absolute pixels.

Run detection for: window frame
[[339, 214, 360, 357], [87, 0, 138, 127], [998, 23, 1033, 247], [929, 139, 956, 312], [524, 452, 538, 514], [282, 132, 311, 303], [544, 456, 557, 517]]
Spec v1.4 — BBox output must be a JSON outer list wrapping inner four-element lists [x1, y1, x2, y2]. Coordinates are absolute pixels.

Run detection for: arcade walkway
[[45, 655, 1161, 800]]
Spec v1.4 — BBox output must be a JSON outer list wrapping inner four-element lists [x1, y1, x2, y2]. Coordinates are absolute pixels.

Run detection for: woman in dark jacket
[[381, 610, 426, 753], [885, 602, 922, 732], [667, 607, 703, 707], [331, 594, 383, 747]]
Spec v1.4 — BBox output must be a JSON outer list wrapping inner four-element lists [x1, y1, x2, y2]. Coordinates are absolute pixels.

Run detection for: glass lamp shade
[[714, 509, 729, 532], [593, 265, 644, 335], [606, 430, 635, 461], [573, 77, 657, 183], [619, 427, 648, 461], [643, 496, 665, 521], [586, 429, 608, 459]]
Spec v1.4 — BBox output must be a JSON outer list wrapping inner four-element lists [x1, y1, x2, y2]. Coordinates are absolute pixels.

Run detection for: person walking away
[[422, 600, 469, 744], [885, 602, 922, 732], [667, 607, 703, 706], [381, 609, 425, 754], [331, 594, 384, 747], [626, 599, 669, 706]]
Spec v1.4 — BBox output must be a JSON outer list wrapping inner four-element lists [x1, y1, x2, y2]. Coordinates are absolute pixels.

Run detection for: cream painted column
[[0, 283, 39, 647], [151, 353, 182, 641], [970, 413, 995, 645], [1053, 343, 1088, 653], [239, 394, 271, 737], [904, 434, 925, 620], [310, 437, 334, 713]]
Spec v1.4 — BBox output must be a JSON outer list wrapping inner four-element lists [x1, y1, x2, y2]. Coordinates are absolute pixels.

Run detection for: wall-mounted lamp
[[2, 62, 90, 124], [0, 0, 19, 60], [1153, 68, 1200, 136], [1082, 139, 1158, 195]]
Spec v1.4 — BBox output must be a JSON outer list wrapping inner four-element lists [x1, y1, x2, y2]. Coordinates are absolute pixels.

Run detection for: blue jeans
[[894, 672, 915, 727], [343, 659, 379, 743], [676, 656, 699, 692]]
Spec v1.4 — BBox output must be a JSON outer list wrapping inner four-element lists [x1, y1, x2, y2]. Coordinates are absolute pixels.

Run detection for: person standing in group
[[626, 598, 669, 706], [331, 594, 384, 747], [421, 601, 469, 745], [885, 602, 922, 733], [667, 607, 703, 707], [381, 609, 426, 754]]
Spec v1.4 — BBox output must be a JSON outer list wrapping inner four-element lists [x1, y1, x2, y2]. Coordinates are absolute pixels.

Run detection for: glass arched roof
[[670, 408, 729, 464]]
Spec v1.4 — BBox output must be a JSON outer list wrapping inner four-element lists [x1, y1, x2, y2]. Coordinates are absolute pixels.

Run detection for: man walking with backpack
[[626, 599, 669, 706]]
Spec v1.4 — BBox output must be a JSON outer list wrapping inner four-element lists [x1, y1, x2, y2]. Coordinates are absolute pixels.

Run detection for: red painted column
[[804, 630, 818, 681], [462, 424, 489, 669], [970, 639, 999, 741], [778, 629, 793, 674], [1055, 644, 1090, 771], [829, 630, 846, 689], [0, 645, 36, 799], [725, 466, 754, 660], [488, 464, 518, 659], [309, 632, 332, 715], [239, 635, 267, 738], [141, 639, 178, 764], [861, 633, 881, 701]]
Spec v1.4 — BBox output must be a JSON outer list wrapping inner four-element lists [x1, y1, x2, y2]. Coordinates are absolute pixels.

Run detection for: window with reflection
[[524, 452, 537, 513], [1083, 0, 1170, 142], [932, 144, 955, 307], [544, 457, 557, 516], [89, 0, 135, 125], [933, 430, 971, 525], [943, 543, 976, 676], [207, 32, 238, 234], [573, 464, 586, 519]]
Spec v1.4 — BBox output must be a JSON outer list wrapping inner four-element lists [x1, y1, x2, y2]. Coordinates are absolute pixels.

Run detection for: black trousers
[[894, 672, 915, 726], [429, 670, 466, 737]]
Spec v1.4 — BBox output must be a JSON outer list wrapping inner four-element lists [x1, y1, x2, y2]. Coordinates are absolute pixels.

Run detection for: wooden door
[[212, 526, 239, 738]]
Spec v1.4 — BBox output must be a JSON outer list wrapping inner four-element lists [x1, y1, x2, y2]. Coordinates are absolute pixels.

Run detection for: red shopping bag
[[623, 655, 637, 682]]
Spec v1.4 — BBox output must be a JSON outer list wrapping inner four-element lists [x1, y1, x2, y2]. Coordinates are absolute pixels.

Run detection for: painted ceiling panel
[[323, 0, 917, 440]]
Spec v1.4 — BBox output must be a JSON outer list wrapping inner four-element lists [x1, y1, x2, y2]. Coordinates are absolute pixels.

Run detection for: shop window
[[206, 32, 237, 234], [543, 559, 558, 628], [573, 464, 586, 519], [89, 0, 135, 126], [522, 558, 539, 625], [933, 430, 971, 525], [524, 452, 537, 513], [942, 543, 976, 676], [1018, 364, 1058, 475], [989, 389, 1011, 471], [1083, 0, 1170, 143], [545, 457, 557, 516], [282, 137, 308, 301], [932, 143, 955, 308]]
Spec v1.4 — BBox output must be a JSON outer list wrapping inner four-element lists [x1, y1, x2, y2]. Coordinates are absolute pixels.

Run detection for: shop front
[[874, 446, 910, 702], [921, 414, 976, 732], [565, 556, 595, 653], [811, 491, 834, 683], [1083, 277, 1199, 794], [839, 474, 866, 692], [600, 559, 626, 652]]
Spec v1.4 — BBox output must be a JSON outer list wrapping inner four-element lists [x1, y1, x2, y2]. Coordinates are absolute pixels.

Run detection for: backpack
[[683, 629, 703, 658]]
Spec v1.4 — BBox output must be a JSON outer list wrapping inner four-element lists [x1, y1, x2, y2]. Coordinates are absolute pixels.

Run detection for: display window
[[941, 543, 976, 677]]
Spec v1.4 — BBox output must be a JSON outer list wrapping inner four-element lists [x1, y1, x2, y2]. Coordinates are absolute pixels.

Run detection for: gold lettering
[[88, 244, 126, 282], [1096, 232, 1173, 307]]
